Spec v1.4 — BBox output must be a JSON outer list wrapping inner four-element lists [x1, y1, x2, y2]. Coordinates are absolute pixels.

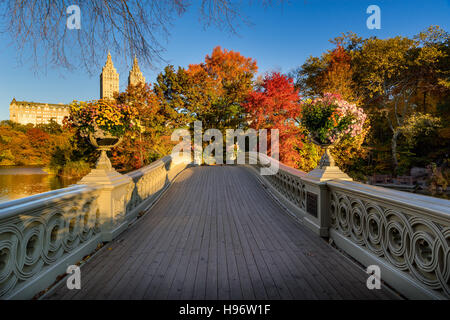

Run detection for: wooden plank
[[146, 168, 212, 300], [190, 168, 213, 300], [234, 169, 303, 299], [245, 171, 345, 299], [178, 169, 211, 300], [204, 167, 219, 299], [165, 172, 209, 299], [82, 171, 192, 299], [219, 168, 245, 299], [222, 172, 256, 300], [246, 168, 324, 299], [53, 178, 183, 300], [131, 169, 205, 300], [225, 175, 272, 300], [148, 176, 203, 299]]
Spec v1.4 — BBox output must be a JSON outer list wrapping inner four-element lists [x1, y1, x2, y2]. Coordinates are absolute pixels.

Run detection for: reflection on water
[[0, 166, 80, 203]]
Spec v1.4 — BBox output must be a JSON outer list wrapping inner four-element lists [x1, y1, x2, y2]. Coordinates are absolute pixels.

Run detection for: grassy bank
[[45, 160, 92, 179]]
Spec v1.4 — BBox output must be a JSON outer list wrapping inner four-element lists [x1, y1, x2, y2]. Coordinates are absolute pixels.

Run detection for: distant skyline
[[1, 0, 449, 120]]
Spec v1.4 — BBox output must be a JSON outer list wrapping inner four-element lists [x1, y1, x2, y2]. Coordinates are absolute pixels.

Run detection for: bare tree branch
[[0, 0, 281, 73]]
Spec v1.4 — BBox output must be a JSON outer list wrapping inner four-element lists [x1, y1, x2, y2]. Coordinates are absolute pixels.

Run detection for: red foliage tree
[[25, 127, 51, 164], [244, 72, 303, 167], [26, 127, 50, 148]]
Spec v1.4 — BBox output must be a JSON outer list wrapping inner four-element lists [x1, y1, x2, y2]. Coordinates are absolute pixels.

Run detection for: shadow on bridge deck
[[47, 166, 397, 300]]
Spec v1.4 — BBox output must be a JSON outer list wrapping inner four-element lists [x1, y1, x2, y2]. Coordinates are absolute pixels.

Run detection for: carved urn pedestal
[[305, 135, 352, 182], [78, 131, 133, 241], [78, 132, 129, 185]]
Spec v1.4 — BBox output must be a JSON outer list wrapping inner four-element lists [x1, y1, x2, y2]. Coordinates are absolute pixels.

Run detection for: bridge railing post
[[302, 151, 353, 237], [300, 179, 330, 237], [78, 164, 134, 242]]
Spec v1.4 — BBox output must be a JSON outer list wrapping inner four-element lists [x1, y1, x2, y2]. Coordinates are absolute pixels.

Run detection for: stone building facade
[[9, 99, 70, 125]]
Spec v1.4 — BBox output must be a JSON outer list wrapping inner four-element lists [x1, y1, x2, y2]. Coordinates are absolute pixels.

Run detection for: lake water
[[0, 166, 80, 203]]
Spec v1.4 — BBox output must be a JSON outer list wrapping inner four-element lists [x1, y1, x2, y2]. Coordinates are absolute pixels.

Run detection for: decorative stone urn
[[88, 131, 123, 171], [78, 129, 129, 185], [306, 133, 352, 182]]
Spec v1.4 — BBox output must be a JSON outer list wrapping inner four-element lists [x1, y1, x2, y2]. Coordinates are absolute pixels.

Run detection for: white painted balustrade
[[1, 150, 448, 300], [0, 155, 190, 299]]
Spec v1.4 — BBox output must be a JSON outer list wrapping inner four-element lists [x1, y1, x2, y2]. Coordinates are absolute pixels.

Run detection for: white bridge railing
[[246, 151, 450, 300], [1, 151, 448, 300], [0, 155, 189, 299]]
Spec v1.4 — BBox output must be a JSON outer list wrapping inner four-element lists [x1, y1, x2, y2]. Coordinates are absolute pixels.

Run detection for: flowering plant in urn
[[66, 99, 140, 170], [301, 93, 366, 146], [301, 93, 366, 177], [66, 99, 140, 138]]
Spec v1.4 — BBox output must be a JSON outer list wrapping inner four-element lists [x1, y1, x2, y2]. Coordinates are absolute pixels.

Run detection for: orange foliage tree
[[322, 44, 357, 103], [186, 46, 258, 131], [111, 83, 178, 171], [321, 45, 370, 175]]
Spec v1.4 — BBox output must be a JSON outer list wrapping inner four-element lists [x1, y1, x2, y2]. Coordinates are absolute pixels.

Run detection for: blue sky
[[0, 0, 449, 120]]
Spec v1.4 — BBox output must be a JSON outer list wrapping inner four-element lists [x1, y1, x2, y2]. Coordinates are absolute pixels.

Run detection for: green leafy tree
[[353, 29, 449, 174]]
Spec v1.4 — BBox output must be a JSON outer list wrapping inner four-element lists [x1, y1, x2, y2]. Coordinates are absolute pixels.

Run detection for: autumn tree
[[154, 46, 258, 134], [112, 83, 177, 171], [293, 26, 450, 177], [0, 123, 33, 165], [288, 42, 368, 173], [353, 28, 449, 174], [411, 26, 450, 113], [322, 44, 357, 103], [186, 46, 258, 131], [290, 42, 358, 103], [154, 65, 192, 128], [244, 72, 304, 167], [289, 55, 328, 98], [0, 121, 80, 171]]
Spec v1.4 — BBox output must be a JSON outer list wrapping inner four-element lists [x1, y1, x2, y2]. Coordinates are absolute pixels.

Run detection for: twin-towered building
[[9, 54, 145, 125]]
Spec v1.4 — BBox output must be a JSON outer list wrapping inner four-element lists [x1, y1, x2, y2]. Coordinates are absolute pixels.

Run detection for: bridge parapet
[[328, 180, 449, 299], [0, 155, 190, 299], [246, 152, 450, 300], [0, 185, 102, 299]]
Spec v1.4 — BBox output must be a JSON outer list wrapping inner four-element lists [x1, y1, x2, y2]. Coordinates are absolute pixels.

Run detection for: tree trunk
[[139, 131, 144, 168], [391, 130, 399, 176], [423, 91, 427, 113]]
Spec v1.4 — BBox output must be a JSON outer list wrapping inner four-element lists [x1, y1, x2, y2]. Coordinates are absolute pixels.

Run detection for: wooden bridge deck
[[47, 166, 397, 300]]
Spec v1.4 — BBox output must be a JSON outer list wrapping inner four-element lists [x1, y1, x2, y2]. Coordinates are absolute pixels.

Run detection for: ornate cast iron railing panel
[[0, 185, 102, 299], [328, 180, 450, 299]]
